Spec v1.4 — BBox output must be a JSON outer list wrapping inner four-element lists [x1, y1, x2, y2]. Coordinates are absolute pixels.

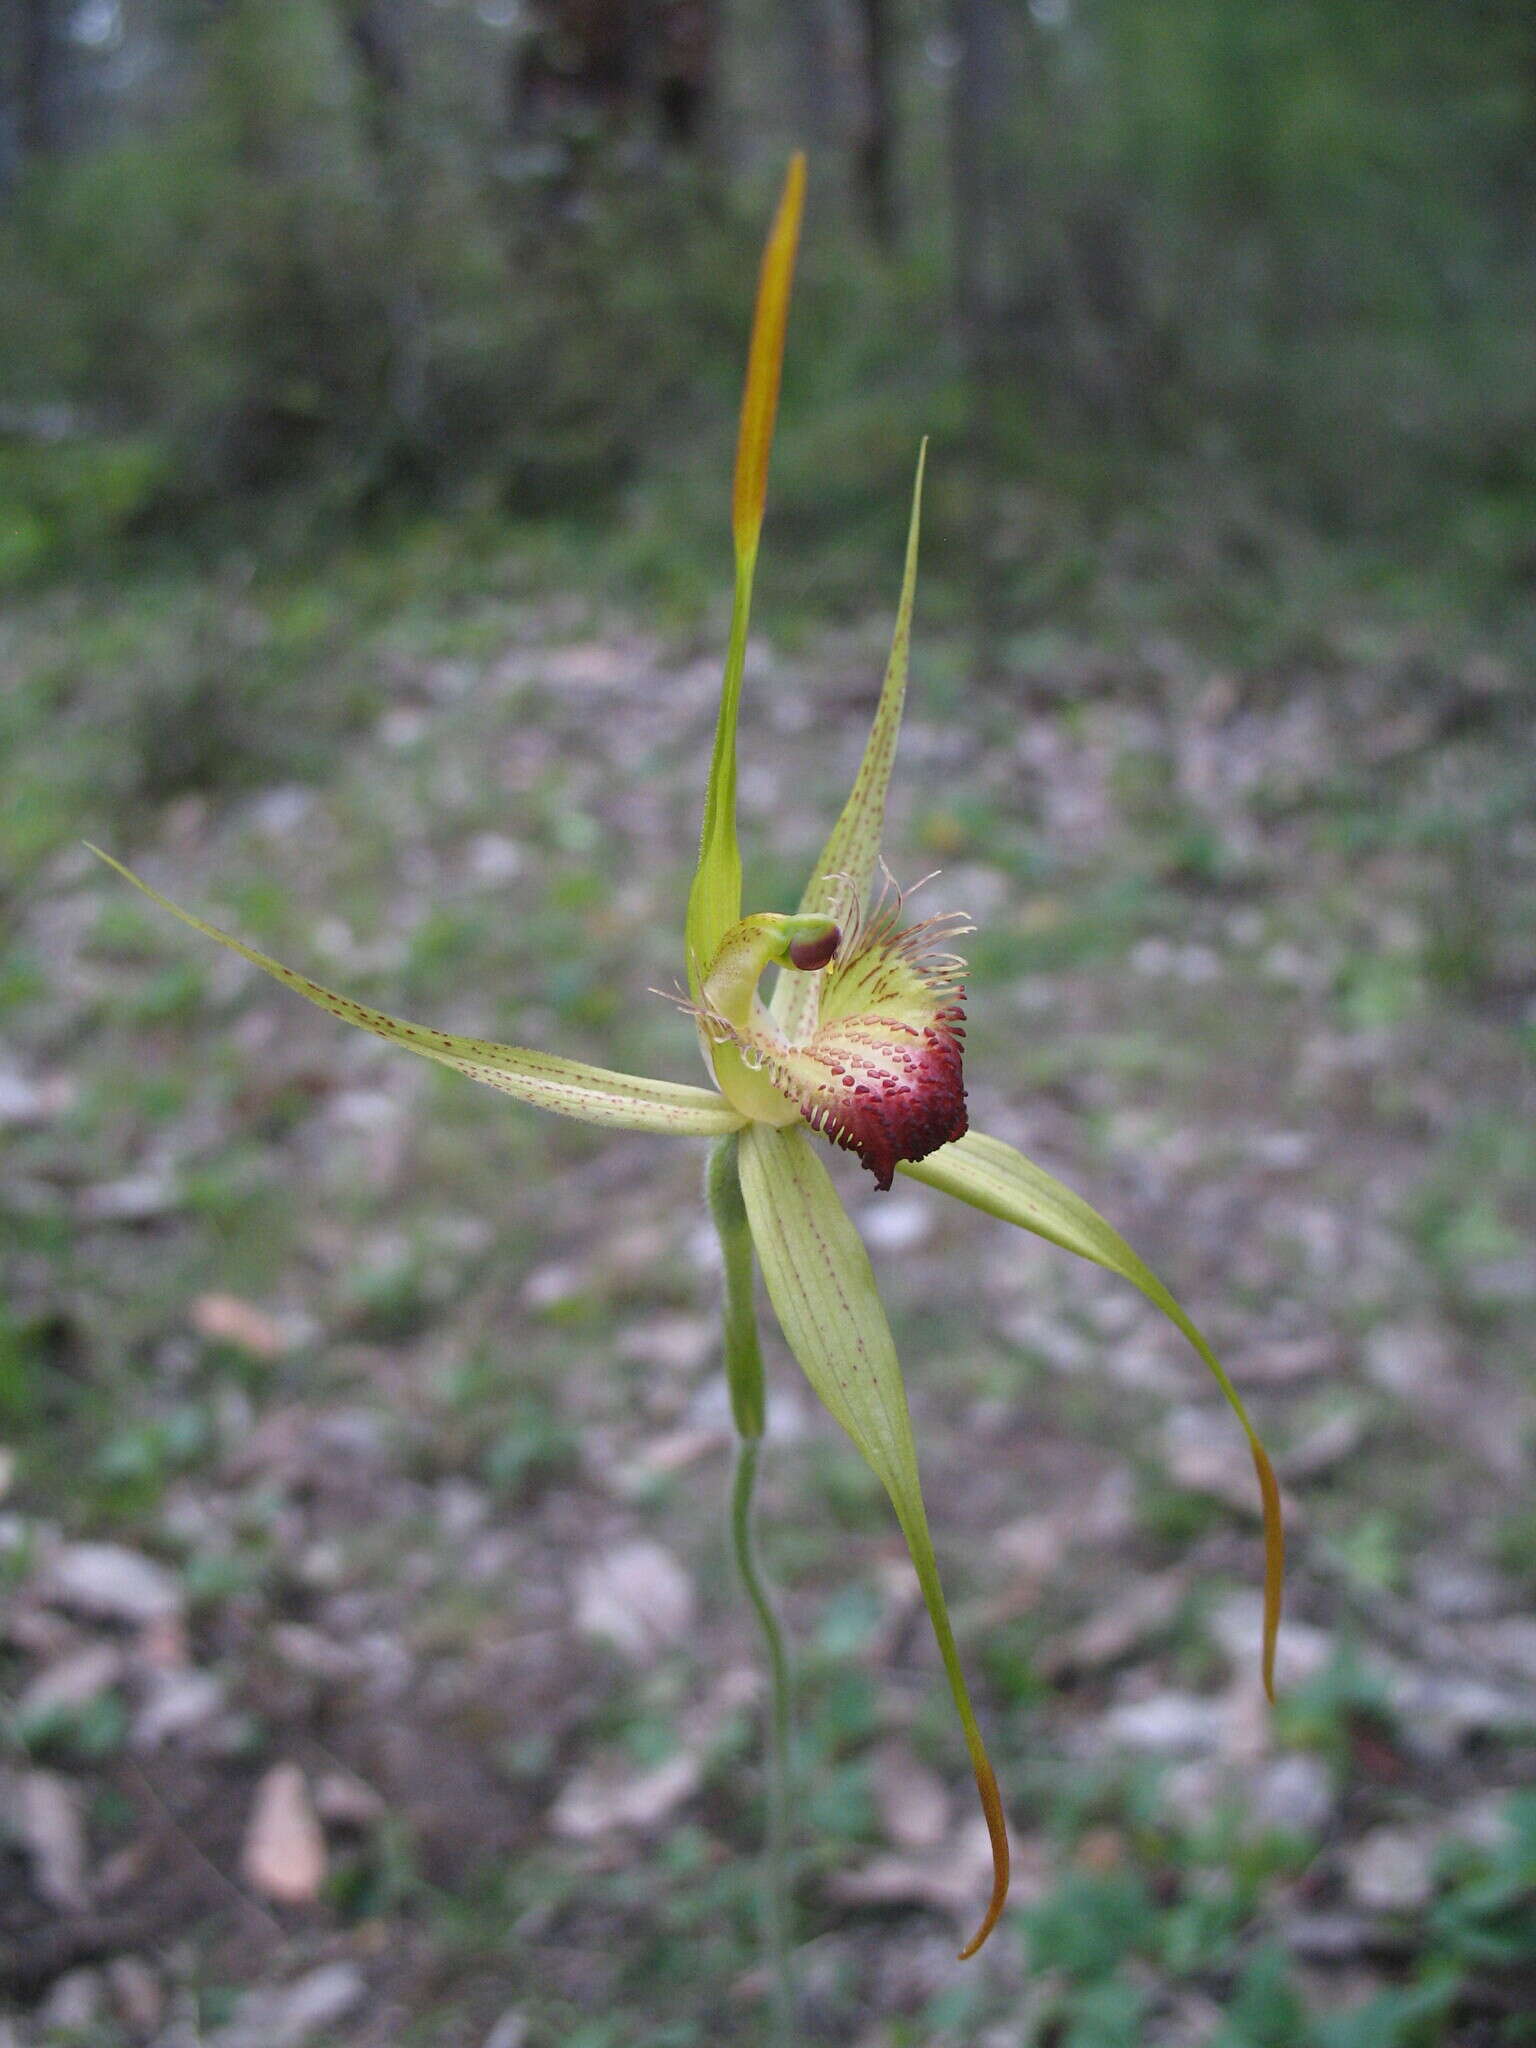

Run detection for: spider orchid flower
[[90, 153, 1282, 1961]]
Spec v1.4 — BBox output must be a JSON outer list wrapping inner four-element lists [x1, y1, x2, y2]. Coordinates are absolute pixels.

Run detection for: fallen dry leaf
[[1102, 1688, 1234, 1756], [17, 1642, 124, 1722], [133, 1668, 225, 1749], [107, 1955, 164, 2034], [549, 1667, 755, 1840], [872, 1741, 951, 1851], [43, 1542, 183, 1626], [207, 1961, 363, 2048], [630, 1424, 731, 1478], [314, 1770, 386, 1829], [1037, 1570, 1188, 1679], [1279, 1406, 1368, 1483], [573, 1538, 695, 1665], [829, 1816, 1050, 1935], [19, 1768, 89, 1911], [550, 1749, 702, 1839], [191, 1291, 290, 1360], [1343, 1824, 1439, 1914], [76, 1172, 182, 1223], [241, 1762, 326, 1905], [482, 2013, 531, 2048], [36, 1968, 103, 2033]]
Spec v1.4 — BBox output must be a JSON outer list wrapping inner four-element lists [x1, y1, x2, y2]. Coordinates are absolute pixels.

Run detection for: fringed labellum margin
[[699, 884, 972, 1190]]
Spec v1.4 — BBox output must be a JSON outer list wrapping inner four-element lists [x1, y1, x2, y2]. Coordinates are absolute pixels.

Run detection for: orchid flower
[[90, 154, 1282, 1964]]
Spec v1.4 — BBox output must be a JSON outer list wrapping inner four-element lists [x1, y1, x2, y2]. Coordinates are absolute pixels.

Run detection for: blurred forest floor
[[3, 502, 1536, 2046]]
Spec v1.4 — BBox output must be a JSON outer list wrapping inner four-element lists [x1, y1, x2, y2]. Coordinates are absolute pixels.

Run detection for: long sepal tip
[[732, 151, 805, 557]]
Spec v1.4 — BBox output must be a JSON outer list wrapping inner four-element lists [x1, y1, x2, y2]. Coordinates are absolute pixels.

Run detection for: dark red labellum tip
[[803, 1015, 968, 1189]]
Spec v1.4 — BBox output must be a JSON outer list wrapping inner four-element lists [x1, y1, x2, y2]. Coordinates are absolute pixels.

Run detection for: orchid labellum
[[92, 153, 1282, 1966]]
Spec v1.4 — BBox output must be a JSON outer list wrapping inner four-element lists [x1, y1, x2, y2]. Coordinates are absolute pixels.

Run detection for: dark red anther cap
[[787, 924, 841, 972]]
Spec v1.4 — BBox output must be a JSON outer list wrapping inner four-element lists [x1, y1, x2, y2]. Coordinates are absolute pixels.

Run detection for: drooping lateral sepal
[[737, 1122, 1009, 1958], [899, 1129, 1286, 1700], [89, 849, 745, 1139]]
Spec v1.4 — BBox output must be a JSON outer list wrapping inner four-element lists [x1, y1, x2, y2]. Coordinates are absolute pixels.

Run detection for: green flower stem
[[731, 1436, 793, 2045], [707, 1135, 793, 2041], [707, 1132, 767, 1439]]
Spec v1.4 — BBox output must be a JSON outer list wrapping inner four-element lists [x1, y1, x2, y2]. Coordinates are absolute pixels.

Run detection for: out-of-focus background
[[2, 3, 1535, 2044]]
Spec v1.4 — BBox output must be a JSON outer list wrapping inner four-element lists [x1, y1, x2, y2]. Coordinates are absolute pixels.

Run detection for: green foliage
[[1311, 1979, 1460, 2048], [1430, 1793, 1536, 1975], [1210, 1944, 1311, 2048], [0, 435, 171, 582], [16, 1685, 130, 1766], [1012, 0, 1536, 528], [1024, 1868, 1158, 1978], [1, 0, 1531, 605], [481, 1397, 580, 1504], [1274, 1643, 1398, 1765]]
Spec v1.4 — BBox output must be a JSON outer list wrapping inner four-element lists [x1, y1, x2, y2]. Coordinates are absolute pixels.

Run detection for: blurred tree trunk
[[341, 0, 407, 154], [786, 0, 836, 153], [853, 0, 897, 248], [509, 0, 714, 159], [20, 0, 67, 162], [946, 0, 1011, 676], [948, 0, 1012, 409], [653, 0, 714, 147], [509, 0, 637, 162], [336, 0, 433, 456]]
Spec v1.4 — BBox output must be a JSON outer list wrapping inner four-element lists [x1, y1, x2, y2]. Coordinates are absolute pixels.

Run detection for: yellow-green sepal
[[900, 1130, 1285, 1699], [685, 157, 805, 996], [774, 440, 925, 1041], [737, 1121, 1009, 1959], [685, 549, 754, 999], [89, 848, 744, 1138]]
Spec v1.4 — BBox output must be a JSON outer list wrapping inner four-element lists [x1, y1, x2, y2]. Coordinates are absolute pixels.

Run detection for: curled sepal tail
[[900, 1129, 1285, 1699], [737, 1122, 1010, 1958], [959, 1752, 1010, 1960]]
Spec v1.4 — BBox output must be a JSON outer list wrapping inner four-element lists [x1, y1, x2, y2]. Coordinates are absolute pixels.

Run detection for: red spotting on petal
[[791, 1002, 968, 1189]]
